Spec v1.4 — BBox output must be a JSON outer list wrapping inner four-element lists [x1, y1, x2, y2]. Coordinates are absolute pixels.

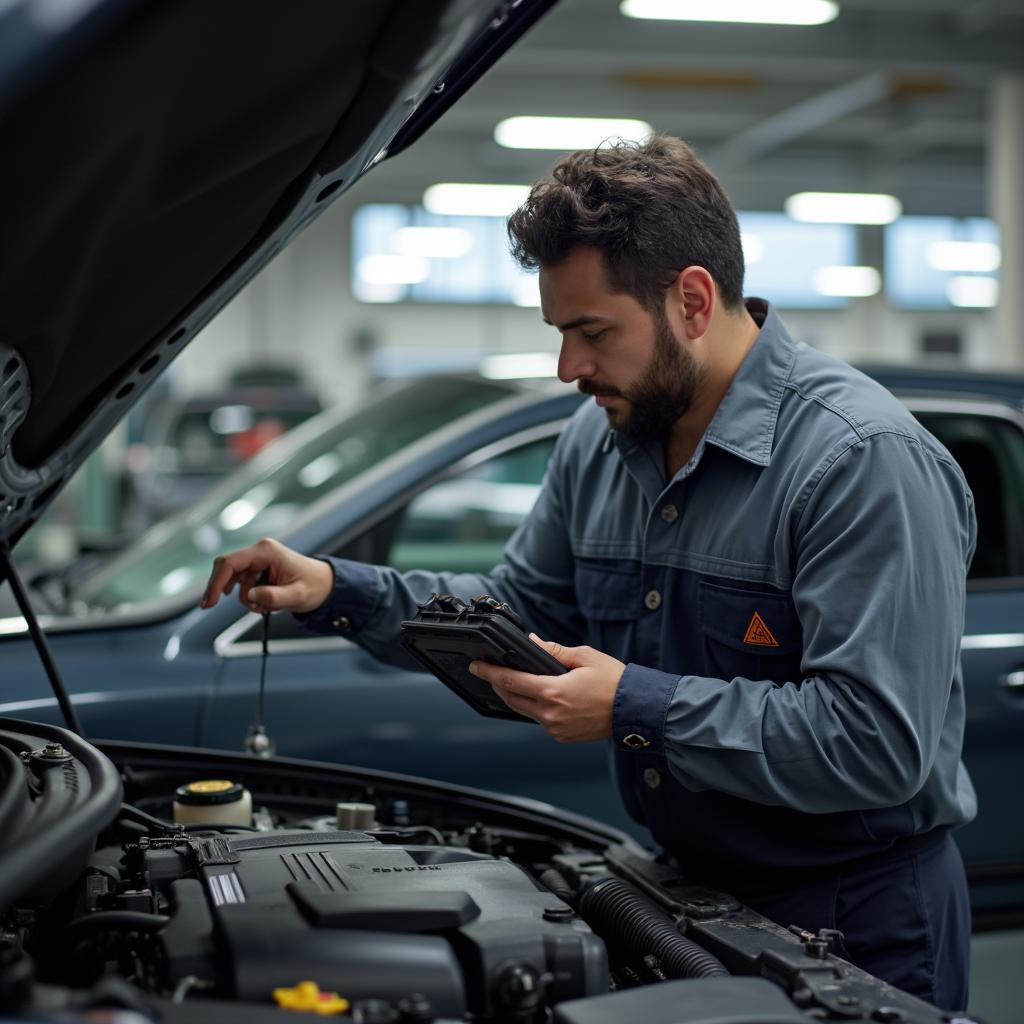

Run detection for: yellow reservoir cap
[[187, 780, 235, 794], [173, 779, 252, 827], [273, 981, 350, 1015]]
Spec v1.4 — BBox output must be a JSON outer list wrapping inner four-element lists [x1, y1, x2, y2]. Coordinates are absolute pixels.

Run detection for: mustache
[[577, 380, 622, 398]]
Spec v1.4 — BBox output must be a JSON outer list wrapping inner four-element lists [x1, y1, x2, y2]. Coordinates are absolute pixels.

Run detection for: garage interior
[[3, 1, 1023, 1020]]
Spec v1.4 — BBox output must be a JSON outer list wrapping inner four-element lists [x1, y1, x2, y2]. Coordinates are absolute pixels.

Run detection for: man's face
[[540, 247, 704, 442]]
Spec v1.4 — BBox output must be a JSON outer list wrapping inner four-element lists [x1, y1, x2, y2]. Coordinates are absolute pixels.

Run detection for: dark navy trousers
[[710, 831, 971, 1012]]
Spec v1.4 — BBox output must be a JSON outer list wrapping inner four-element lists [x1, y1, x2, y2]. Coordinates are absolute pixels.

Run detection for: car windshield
[[74, 377, 518, 612]]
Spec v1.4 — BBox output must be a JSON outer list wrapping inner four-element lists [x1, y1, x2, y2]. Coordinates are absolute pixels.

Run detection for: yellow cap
[[186, 779, 235, 794], [272, 981, 350, 1015]]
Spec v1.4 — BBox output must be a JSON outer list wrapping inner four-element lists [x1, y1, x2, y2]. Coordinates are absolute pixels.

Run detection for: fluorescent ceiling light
[[480, 353, 559, 380], [812, 265, 881, 297], [357, 254, 430, 285], [423, 183, 530, 217], [946, 276, 998, 308], [495, 116, 653, 150], [620, 0, 839, 25], [394, 226, 473, 259], [786, 192, 902, 225], [927, 241, 1001, 274], [741, 232, 765, 265]]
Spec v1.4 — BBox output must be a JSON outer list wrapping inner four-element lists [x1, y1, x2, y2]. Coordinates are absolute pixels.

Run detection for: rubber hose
[[579, 877, 728, 979], [539, 867, 576, 904]]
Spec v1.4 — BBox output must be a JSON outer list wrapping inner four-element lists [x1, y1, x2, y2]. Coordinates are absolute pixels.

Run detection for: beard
[[579, 311, 705, 443]]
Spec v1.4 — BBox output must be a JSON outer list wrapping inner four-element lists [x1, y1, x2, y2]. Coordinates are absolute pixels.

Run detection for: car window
[[156, 404, 318, 474], [72, 377, 517, 612], [387, 436, 557, 575], [228, 433, 559, 648], [914, 410, 1024, 581]]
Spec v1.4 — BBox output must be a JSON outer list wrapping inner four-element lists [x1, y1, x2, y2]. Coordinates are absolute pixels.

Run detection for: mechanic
[[201, 135, 977, 1011]]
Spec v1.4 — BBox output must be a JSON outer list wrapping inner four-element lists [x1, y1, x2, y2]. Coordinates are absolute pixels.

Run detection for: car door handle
[[998, 671, 1024, 690]]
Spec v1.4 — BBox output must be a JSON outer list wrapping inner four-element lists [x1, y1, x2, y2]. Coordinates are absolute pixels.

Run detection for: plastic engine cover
[[157, 830, 608, 1018]]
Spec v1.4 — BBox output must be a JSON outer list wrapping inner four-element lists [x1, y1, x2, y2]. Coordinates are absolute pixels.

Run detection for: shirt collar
[[610, 298, 797, 471], [701, 298, 797, 468]]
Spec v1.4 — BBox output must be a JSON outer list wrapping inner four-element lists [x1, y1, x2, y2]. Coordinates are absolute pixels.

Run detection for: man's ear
[[668, 266, 715, 339]]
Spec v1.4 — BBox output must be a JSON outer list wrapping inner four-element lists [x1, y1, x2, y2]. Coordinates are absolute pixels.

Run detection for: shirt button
[[643, 767, 661, 789], [332, 616, 353, 633], [644, 589, 662, 611], [622, 733, 651, 750], [660, 504, 679, 524]]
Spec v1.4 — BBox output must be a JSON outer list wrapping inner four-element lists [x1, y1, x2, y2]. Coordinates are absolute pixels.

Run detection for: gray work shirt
[[304, 299, 978, 872]]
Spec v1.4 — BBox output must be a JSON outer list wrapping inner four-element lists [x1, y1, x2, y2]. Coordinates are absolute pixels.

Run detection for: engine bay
[[0, 719, 968, 1023]]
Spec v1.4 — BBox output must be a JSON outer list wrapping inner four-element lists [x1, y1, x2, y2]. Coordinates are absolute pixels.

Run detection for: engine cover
[[147, 830, 608, 1018]]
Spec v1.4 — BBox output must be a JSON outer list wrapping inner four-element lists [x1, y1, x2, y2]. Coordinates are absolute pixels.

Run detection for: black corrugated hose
[[579, 876, 729, 979]]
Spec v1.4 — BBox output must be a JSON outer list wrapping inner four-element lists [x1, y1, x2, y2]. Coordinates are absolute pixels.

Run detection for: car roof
[[860, 364, 1024, 408]]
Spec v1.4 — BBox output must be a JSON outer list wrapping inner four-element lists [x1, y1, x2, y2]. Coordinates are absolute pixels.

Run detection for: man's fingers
[[249, 581, 306, 613], [529, 634, 591, 669], [201, 549, 272, 608], [203, 554, 250, 607], [236, 568, 263, 605], [470, 661, 565, 706], [498, 693, 541, 721], [489, 680, 542, 720]]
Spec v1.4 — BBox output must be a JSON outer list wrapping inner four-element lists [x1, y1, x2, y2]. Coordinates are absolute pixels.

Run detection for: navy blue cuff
[[612, 663, 679, 755], [292, 556, 383, 636]]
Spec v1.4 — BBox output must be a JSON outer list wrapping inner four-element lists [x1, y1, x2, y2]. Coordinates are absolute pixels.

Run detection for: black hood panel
[[0, 0, 553, 549]]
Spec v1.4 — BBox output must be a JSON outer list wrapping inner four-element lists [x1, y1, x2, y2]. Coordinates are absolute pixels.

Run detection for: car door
[[908, 397, 1024, 922], [206, 422, 633, 833]]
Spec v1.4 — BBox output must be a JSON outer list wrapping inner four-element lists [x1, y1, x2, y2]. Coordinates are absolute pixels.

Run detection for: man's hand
[[200, 537, 334, 614], [469, 636, 625, 743]]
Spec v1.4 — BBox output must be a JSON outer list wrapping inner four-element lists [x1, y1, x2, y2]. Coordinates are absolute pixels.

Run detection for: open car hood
[[0, 0, 555, 554]]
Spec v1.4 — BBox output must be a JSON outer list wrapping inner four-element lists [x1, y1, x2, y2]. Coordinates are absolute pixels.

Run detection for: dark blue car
[[3, 366, 1023, 923]]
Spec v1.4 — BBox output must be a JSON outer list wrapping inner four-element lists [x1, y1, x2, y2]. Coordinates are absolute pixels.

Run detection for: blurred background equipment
[[123, 383, 322, 528]]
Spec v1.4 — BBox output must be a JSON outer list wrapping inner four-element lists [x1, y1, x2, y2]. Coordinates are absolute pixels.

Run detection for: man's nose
[[557, 336, 596, 383]]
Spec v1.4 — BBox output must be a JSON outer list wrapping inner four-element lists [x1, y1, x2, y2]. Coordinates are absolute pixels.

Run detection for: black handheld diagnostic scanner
[[399, 594, 567, 723]]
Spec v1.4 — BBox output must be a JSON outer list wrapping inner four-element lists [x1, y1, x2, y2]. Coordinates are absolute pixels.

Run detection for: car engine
[[0, 718, 972, 1024]]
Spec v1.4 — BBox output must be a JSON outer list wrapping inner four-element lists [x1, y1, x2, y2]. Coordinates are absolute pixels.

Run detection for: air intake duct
[[579, 877, 728, 980]]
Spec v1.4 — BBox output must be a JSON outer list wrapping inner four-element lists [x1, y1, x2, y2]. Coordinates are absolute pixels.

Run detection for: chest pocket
[[574, 558, 640, 658], [698, 579, 803, 685]]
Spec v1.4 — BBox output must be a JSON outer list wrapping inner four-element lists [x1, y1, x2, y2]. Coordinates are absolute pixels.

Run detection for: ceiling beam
[[709, 72, 891, 169], [500, 11, 1022, 81]]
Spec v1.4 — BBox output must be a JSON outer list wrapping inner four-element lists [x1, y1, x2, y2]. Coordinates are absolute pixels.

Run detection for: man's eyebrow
[[542, 314, 612, 332]]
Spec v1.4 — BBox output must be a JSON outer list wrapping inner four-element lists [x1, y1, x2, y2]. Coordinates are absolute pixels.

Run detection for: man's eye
[[582, 329, 606, 342]]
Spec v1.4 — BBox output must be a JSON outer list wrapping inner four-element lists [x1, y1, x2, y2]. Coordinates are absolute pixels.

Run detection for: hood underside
[[0, 0, 554, 552]]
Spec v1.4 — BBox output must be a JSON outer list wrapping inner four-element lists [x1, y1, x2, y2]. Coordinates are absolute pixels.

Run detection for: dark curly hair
[[507, 134, 744, 311]]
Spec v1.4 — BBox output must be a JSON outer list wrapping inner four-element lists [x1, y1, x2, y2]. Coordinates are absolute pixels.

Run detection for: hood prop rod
[[0, 543, 83, 737]]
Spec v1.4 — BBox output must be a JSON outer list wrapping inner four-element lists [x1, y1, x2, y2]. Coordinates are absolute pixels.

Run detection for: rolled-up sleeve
[[617, 430, 976, 813]]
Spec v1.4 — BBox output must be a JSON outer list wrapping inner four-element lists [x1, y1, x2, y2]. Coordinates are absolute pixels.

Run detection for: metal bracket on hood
[[0, 344, 64, 552], [0, 344, 30, 463], [0, 344, 99, 552], [0, 344, 53, 544]]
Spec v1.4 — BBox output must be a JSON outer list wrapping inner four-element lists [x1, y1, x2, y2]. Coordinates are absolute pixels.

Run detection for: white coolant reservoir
[[336, 801, 376, 830], [173, 779, 253, 827]]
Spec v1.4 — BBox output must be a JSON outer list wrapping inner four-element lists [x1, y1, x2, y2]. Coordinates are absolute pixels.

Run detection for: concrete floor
[[968, 929, 1024, 1023]]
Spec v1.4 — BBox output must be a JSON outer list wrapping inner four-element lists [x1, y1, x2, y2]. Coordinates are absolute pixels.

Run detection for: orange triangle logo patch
[[743, 611, 780, 647]]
